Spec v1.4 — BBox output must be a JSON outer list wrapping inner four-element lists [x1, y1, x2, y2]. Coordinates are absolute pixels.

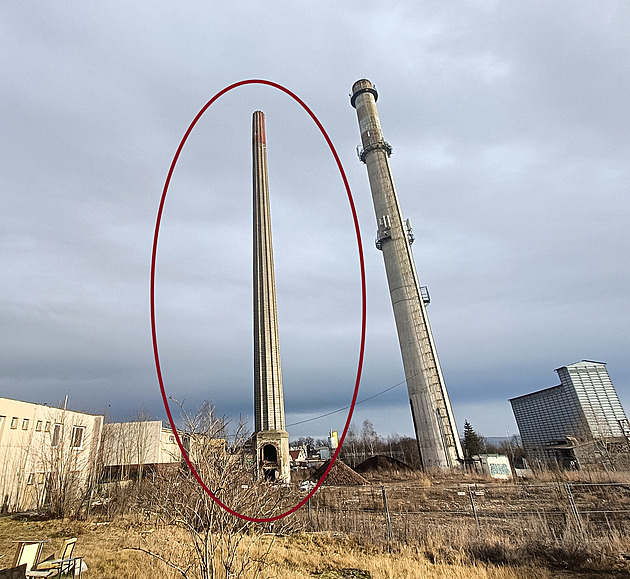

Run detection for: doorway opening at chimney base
[[261, 444, 280, 481], [263, 444, 278, 463]]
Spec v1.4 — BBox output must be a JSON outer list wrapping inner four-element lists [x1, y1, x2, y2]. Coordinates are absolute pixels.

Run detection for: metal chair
[[28, 539, 79, 578], [27, 558, 82, 579], [58, 541, 75, 563], [11, 542, 44, 574]]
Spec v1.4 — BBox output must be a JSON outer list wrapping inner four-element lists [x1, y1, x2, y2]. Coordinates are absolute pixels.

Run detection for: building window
[[27, 473, 34, 485], [70, 426, 85, 449], [22, 419, 29, 431], [51, 424, 62, 447], [37, 473, 45, 484], [44, 421, 51, 432], [35, 420, 43, 432], [168, 435, 175, 444], [10, 417, 18, 429]]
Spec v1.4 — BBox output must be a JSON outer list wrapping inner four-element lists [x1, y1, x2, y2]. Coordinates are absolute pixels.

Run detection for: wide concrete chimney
[[350, 80, 463, 469]]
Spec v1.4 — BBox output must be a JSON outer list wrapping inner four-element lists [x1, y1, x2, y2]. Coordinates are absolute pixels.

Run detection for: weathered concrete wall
[[351, 80, 462, 470]]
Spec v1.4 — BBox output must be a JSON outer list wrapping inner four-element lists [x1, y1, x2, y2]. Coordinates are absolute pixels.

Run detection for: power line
[[286, 376, 409, 428]]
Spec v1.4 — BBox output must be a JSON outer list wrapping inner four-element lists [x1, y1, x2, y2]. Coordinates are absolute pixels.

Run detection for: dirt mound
[[354, 455, 414, 474], [312, 460, 370, 486]]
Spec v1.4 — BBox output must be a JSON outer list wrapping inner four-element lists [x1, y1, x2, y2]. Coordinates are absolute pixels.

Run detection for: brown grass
[[494, 465, 630, 485], [3, 472, 630, 578], [1, 515, 627, 579], [293, 477, 630, 576], [0, 517, 564, 579]]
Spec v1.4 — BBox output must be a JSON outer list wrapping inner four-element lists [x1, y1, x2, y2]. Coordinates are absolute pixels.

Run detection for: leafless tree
[[95, 411, 161, 517], [133, 402, 301, 579], [337, 422, 420, 468], [361, 419, 379, 457], [33, 410, 101, 518]]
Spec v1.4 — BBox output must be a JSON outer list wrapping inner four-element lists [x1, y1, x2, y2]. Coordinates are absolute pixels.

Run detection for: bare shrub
[[132, 403, 302, 579], [33, 412, 102, 519]]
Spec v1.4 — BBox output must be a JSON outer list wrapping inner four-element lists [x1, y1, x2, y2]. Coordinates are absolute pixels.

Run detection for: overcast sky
[[2, 2, 629, 442]]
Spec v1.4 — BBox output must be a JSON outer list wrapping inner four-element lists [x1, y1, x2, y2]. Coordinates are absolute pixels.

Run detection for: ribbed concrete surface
[[252, 110, 285, 432], [252, 111, 290, 482]]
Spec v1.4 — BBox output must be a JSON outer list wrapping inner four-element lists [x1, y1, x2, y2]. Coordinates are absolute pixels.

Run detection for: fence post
[[468, 486, 481, 537], [307, 496, 311, 528], [382, 486, 393, 547], [564, 483, 584, 534]]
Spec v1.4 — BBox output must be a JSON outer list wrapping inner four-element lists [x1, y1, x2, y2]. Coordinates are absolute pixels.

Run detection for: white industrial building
[[100, 420, 182, 480], [0, 394, 229, 513], [510, 361, 630, 468], [0, 397, 103, 512]]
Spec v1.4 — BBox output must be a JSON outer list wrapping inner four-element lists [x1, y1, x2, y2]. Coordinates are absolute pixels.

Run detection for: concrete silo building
[[510, 360, 630, 468]]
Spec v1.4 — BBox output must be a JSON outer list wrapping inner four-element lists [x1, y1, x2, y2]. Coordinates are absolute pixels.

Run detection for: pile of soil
[[312, 460, 370, 486], [354, 455, 414, 474]]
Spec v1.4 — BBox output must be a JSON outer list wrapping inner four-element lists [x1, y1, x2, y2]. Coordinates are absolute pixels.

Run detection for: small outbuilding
[[472, 454, 513, 480]]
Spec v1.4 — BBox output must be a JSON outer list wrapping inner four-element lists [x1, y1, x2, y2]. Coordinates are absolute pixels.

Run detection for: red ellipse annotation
[[150, 79, 367, 522]]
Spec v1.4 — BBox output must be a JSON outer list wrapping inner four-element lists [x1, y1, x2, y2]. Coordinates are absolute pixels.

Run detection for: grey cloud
[[2, 1, 629, 439]]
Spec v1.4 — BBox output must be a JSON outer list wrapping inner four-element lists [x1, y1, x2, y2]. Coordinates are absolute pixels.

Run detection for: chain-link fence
[[299, 482, 630, 545]]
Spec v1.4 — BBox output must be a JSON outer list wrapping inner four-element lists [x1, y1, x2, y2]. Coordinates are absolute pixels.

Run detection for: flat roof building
[[101, 420, 182, 481], [0, 397, 103, 514], [510, 361, 629, 468]]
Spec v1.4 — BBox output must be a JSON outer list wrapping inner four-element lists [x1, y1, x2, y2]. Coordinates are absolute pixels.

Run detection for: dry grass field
[[2, 470, 630, 578], [0, 516, 620, 579]]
